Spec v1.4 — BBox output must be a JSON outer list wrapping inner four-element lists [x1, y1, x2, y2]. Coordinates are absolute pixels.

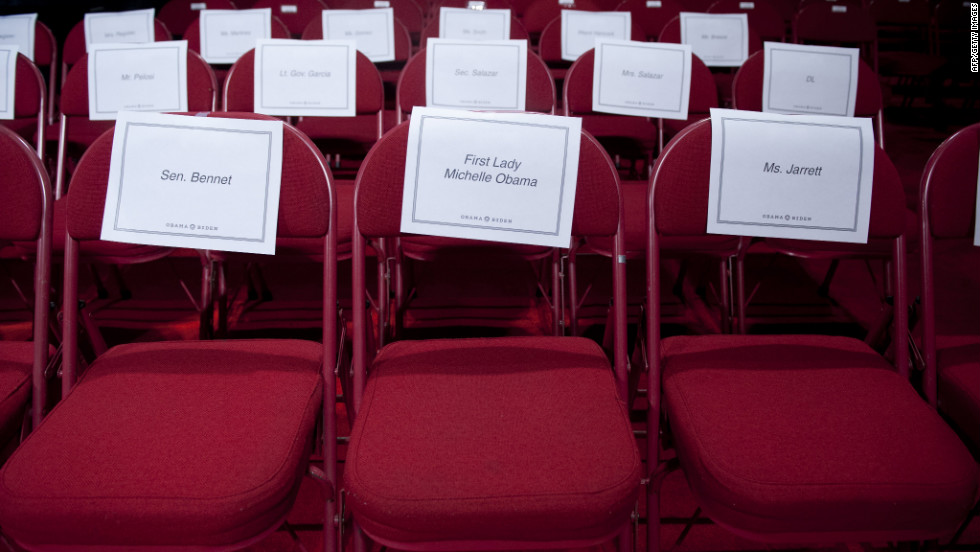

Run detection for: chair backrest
[[184, 13, 292, 54], [2, 53, 47, 157], [0, 124, 52, 431], [706, 0, 786, 42], [521, 0, 601, 40], [614, 0, 682, 41], [793, 1, 878, 71], [158, 0, 239, 37], [223, 47, 385, 115], [251, 0, 330, 36], [731, 50, 885, 147], [395, 47, 556, 121], [918, 122, 980, 407], [62, 17, 173, 71], [420, 15, 529, 47], [537, 14, 644, 67]]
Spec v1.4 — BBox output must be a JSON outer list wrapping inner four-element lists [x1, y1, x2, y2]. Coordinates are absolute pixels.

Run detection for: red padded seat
[[345, 336, 642, 547], [0, 339, 323, 548], [936, 340, 980, 451], [662, 334, 979, 541], [0, 343, 33, 440]]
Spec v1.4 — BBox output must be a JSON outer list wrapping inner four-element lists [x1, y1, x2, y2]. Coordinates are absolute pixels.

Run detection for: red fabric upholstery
[[343, 0, 425, 42], [925, 125, 980, 240], [252, 0, 329, 36], [706, 0, 785, 41], [62, 18, 173, 70], [0, 339, 323, 548], [345, 336, 642, 545], [12, 54, 42, 118], [662, 334, 979, 540], [794, 2, 876, 45], [615, 0, 682, 40], [936, 342, 980, 451], [0, 343, 32, 443], [521, 0, 600, 37], [158, 0, 237, 37], [0, 129, 44, 242], [32, 21, 56, 68]]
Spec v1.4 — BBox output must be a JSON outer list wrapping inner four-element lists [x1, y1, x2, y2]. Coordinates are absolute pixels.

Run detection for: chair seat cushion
[[936, 340, 980, 451], [0, 342, 33, 440], [0, 339, 323, 548], [662, 334, 978, 542], [345, 336, 642, 547]]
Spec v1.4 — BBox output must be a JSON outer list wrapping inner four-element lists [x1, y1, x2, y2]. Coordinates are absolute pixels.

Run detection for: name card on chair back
[[101, 111, 284, 254], [762, 42, 859, 117], [425, 39, 527, 111], [678, 12, 748, 67], [254, 39, 357, 116], [0, 45, 16, 120], [87, 41, 189, 120], [707, 108, 874, 243], [84, 9, 155, 52], [199, 8, 272, 64], [561, 10, 631, 62], [592, 39, 691, 120], [401, 107, 581, 248], [321, 9, 395, 63], [439, 7, 511, 40], [0, 13, 36, 61]]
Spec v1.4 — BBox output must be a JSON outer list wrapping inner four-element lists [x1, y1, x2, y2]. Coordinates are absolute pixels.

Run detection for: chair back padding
[[652, 118, 905, 239], [793, 2, 876, 44], [67, 112, 332, 241], [224, 48, 384, 114], [922, 124, 980, 240], [12, 54, 44, 117], [158, 0, 238, 37], [59, 50, 218, 116], [355, 121, 620, 239], [0, 128, 45, 241], [522, 0, 601, 36], [396, 48, 556, 117], [62, 18, 173, 69]]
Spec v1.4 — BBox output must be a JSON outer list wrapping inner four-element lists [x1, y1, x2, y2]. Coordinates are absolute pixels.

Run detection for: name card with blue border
[[199, 8, 272, 64], [401, 107, 582, 248], [0, 13, 36, 61], [101, 111, 284, 255], [763, 42, 859, 117], [87, 41, 188, 120], [84, 9, 155, 52], [438, 7, 511, 40], [592, 39, 691, 120], [254, 39, 357, 117], [426, 39, 527, 112], [321, 9, 395, 63], [678, 12, 748, 67], [0, 45, 17, 120], [707, 108, 875, 243], [561, 10, 631, 62]]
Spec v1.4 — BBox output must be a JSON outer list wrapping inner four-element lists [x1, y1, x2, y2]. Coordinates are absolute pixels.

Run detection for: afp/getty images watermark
[[972, 2, 979, 73]]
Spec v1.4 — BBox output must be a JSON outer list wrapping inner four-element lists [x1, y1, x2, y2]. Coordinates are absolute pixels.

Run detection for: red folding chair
[[61, 16, 173, 89], [645, 118, 979, 552], [252, 0, 331, 36], [0, 112, 340, 552], [520, 0, 600, 45], [1, 53, 46, 159], [346, 119, 641, 552], [158, 0, 239, 37], [614, 0, 682, 41], [919, 122, 980, 453], [0, 125, 52, 444]]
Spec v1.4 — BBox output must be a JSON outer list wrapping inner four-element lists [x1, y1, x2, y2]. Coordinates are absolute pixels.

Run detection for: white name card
[[739, 2, 754, 8], [281, 4, 299, 13], [647, 1, 663, 7], [199, 8, 272, 64], [973, 148, 980, 246], [592, 40, 691, 120], [102, 111, 284, 255], [468, 1, 487, 9], [707, 108, 875, 243], [0, 13, 36, 61], [561, 10, 631, 62], [439, 7, 511, 41], [0, 45, 17, 120], [84, 9, 155, 52], [678, 12, 748, 67], [832, 5, 847, 12], [254, 39, 357, 117], [374, 1, 390, 6], [322, 9, 396, 63], [87, 41, 189, 120], [191, 3, 207, 10], [762, 42, 859, 117], [401, 107, 582, 248], [426, 39, 527, 111]]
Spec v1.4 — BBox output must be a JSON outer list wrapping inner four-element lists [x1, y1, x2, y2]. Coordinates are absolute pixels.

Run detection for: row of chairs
[[0, 108, 976, 549]]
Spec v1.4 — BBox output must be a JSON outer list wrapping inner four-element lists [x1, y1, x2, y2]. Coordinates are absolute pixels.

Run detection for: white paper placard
[[426, 39, 527, 111], [439, 7, 511, 40], [468, 1, 487, 9], [254, 39, 357, 116], [102, 111, 284, 255], [84, 9, 155, 52], [0, 14, 36, 61], [762, 42, 859, 117], [321, 9, 395, 63], [0, 45, 17, 120], [973, 149, 980, 246], [561, 10, 631, 62], [592, 39, 691, 120], [191, 3, 207, 10], [199, 8, 272, 64], [87, 41, 188, 120], [281, 4, 299, 13], [401, 107, 582, 248], [707, 108, 875, 243], [679, 12, 748, 67]]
